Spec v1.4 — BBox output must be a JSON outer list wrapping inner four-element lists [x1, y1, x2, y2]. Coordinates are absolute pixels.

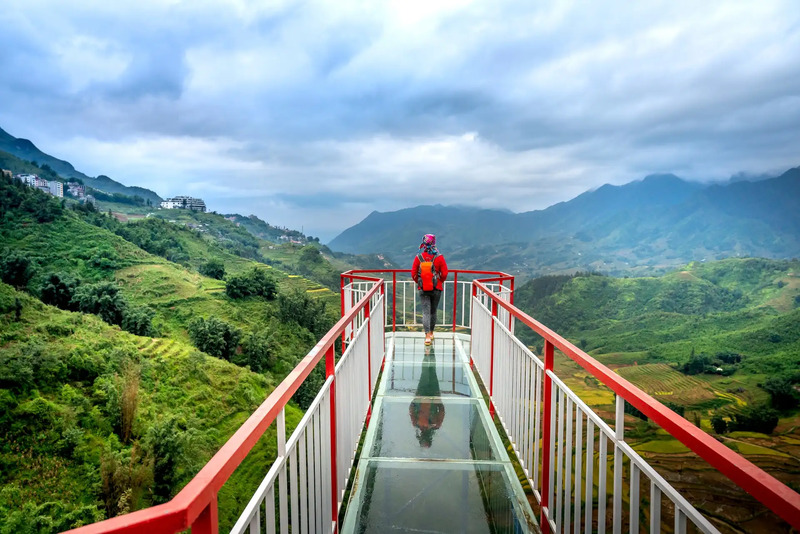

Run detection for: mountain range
[[0, 126, 162, 204], [329, 168, 800, 276]]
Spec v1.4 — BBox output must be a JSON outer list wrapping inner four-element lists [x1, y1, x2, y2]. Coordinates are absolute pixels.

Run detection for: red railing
[[472, 279, 800, 532], [341, 268, 514, 333], [66, 276, 385, 534]]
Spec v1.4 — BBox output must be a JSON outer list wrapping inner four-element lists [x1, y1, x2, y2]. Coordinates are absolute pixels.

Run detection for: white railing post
[[614, 395, 625, 534]]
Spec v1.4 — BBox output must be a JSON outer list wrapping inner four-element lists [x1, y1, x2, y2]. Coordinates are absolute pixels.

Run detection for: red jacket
[[411, 251, 448, 291]]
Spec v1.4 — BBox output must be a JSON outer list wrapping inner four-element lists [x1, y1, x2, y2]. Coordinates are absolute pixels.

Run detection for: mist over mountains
[[329, 168, 800, 276]]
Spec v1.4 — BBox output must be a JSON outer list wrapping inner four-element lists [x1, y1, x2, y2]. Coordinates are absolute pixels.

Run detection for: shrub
[[145, 416, 185, 504], [199, 259, 226, 280], [237, 329, 277, 372], [121, 306, 156, 337], [728, 404, 779, 434], [761, 375, 800, 411], [225, 267, 277, 300], [277, 290, 332, 336], [711, 413, 727, 434], [71, 282, 128, 326], [0, 252, 35, 289], [40, 272, 80, 310], [187, 316, 242, 360]]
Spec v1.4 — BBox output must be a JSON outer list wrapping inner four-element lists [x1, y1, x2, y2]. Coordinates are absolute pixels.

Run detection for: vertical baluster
[[315, 408, 324, 531], [585, 420, 594, 534], [277, 409, 288, 534], [598, 434, 607, 534], [613, 397, 624, 534], [629, 464, 640, 534], [299, 430, 308, 534], [290, 447, 299, 532], [556, 388, 565, 530], [523, 355, 533, 478], [574, 407, 583, 534], [649, 482, 661, 534], [249, 501, 261, 534], [564, 397, 573, 533], [321, 392, 331, 533], [307, 419, 316, 534], [674, 509, 686, 534], [266, 484, 276, 534]]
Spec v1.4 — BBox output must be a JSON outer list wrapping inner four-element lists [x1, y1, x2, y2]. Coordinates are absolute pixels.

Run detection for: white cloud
[[1, 0, 799, 239]]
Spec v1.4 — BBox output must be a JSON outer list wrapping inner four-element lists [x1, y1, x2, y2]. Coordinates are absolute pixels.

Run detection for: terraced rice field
[[616, 363, 717, 406]]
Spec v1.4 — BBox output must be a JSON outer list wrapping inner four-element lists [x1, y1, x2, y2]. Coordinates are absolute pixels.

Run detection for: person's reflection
[[408, 344, 445, 448]]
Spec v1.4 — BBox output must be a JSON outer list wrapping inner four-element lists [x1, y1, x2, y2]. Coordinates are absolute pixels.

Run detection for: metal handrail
[[472, 279, 800, 532], [67, 276, 385, 534], [341, 268, 514, 332]]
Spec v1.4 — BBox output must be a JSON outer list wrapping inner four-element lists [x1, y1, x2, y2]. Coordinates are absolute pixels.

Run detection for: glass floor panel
[[390, 335, 463, 364], [381, 360, 474, 398], [368, 398, 496, 461], [343, 333, 540, 533], [342, 460, 536, 534]]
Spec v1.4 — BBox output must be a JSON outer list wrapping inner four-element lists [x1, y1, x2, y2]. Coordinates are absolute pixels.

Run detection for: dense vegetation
[[514, 259, 800, 435], [0, 173, 341, 530]]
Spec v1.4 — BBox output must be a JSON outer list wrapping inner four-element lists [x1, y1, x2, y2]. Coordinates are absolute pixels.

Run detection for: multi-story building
[[48, 181, 64, 197], [160, 196, 207, 212], [1, 169, 12, 179]]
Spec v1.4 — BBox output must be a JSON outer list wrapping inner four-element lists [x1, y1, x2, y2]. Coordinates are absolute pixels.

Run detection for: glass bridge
[[66, 270, 800, 534], [341, 333, 538, 533]]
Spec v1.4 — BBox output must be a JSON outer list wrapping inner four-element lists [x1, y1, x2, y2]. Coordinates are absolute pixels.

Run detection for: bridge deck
[[341, 332, 540, 533]]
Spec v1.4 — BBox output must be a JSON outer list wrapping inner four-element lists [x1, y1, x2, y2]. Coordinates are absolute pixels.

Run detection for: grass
[[633, 439, 691, 454]]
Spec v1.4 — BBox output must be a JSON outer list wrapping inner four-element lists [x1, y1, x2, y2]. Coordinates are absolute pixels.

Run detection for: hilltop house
[[160, 196, 207, 212]]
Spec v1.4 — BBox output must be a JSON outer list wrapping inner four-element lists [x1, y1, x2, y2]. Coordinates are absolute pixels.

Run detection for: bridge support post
[[540, 340, 554, 534], [326, 345, 339, 533], [192, 498, 219, 534]]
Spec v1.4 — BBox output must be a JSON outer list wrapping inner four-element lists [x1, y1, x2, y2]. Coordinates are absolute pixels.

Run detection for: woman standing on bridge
[[412, 233, 448, 345]]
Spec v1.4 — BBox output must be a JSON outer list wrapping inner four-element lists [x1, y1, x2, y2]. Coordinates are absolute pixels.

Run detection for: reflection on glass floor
[[342, 332, 539, 533]]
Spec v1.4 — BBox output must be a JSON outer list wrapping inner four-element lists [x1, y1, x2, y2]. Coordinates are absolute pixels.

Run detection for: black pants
[[419, 289, 442, 333]]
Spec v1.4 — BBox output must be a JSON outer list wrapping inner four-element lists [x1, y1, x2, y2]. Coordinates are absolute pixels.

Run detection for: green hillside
[[0, 174, 339, 529], [515, 259, 800, 422]]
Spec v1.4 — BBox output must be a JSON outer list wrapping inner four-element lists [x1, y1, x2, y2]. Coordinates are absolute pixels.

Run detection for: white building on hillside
[[160, 196, 207, 212], [49, 181, 64, 197]]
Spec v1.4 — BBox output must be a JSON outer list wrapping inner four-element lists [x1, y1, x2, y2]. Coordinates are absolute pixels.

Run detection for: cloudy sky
[[2, 1, 799, 240]]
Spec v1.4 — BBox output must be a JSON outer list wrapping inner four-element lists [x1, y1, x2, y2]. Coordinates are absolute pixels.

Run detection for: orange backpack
[[417, 252, 439, 291]]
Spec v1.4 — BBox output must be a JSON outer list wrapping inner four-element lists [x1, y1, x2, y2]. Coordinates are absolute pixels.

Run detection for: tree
[[278, 290, 331, 336], [225, 267, 277, 300], [145, 416, 185, 503], [711, 413, 727, 434], [729, 404, 779, 434], [199, 258, 226, 280], [236, 329, 277, 372], [121, 306, 156, 337], [0, 252, 35, 289], [71, 282, 129, 326], [761, 375, 799, 411], [188, 316, 241, 360], [40, 272, 80, 310]]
